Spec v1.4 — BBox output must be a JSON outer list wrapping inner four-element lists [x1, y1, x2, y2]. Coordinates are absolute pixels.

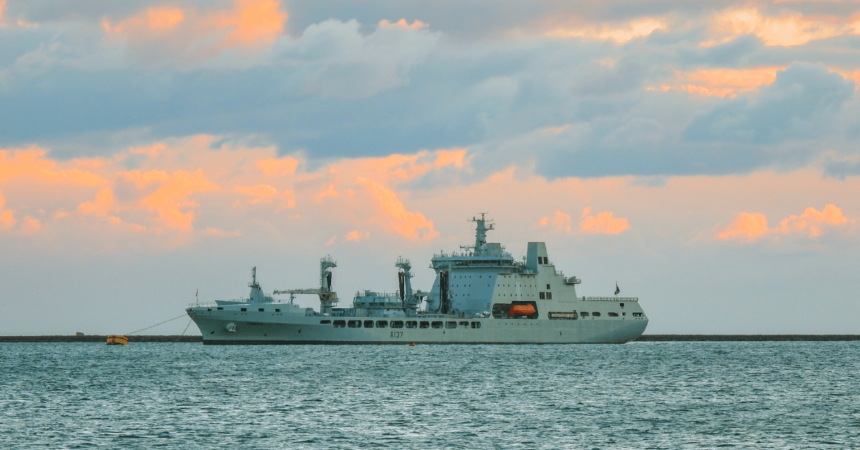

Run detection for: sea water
[[1, 342, 858, 449]]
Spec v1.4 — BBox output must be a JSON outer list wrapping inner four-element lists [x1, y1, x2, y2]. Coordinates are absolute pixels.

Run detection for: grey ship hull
[[189, 312, 648, 345], [187, 216, 650, 344]]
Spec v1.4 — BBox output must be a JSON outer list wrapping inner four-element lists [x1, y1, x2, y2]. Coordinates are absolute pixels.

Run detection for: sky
[[2, 0, 859, 335]]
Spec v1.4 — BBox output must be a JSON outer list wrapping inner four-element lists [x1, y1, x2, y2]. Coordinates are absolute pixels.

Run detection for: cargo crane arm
[[273, 288, 339, 306]]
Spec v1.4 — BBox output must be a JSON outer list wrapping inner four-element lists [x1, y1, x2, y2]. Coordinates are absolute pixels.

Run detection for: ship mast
[[461, 213, 494, 256]]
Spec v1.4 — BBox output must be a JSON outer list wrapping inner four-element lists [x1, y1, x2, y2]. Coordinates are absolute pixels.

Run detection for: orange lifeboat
[[508, 304, 536, 316], [106, 335, 128, 345]]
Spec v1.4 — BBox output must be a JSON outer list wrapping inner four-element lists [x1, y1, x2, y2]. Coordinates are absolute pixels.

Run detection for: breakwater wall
[[0, 335, 203, 343], [1, 335, 858, 343], [635, 335, 860, 341]]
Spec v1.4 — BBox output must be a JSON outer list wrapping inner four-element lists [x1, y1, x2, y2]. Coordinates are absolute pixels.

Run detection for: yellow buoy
[[106, 335, 128, 345]]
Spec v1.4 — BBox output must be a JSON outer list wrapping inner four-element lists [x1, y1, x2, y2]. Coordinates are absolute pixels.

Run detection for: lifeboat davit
[[508, 304, 537, 316]]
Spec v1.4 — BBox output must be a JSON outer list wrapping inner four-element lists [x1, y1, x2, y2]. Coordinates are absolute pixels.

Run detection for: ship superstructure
[[186, 215, 648, 344]]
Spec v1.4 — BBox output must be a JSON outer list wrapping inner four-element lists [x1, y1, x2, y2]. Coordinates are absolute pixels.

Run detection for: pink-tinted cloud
[[256, 157, 299, 176], [20, 216, 40, 234], [357, 177, 438, 240], [580, 207, 629, 235], [77, 187, 115, 217], [235, 184, 295, 209], [0, 148, 106, 186], [546, 17, 667, 43], [717, 204, 854, 241], [2, 137, 461, 239], [0, 191, 15, 229], [649, 66, 786, 98], [538, 210, 573, 233], [140, 170, 220, 230], [378, 19, 428, 30], [103, 0, 288, 60], [704, 7, 859, 47], [716, 212, 770, 241], [774, 204, 852, 237], [344, 230, 370, 242]]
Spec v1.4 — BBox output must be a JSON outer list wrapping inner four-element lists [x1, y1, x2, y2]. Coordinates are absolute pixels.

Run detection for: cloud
[[343, 230, 370, 242], [0, 136, 471, 242], [717, 204, 855, 241], [538, 210, 573, 233], [716, 212, 770, 241], [287, 18, 440, 99], [823, 156, 860, 180], [546, 17, 667, 44], [235, 184, 295, 209], [579, 206, 629, 235], [0, 148, 106, 185], [704, 7, 860, 47], [0, 191, 16, 229], [256, 157, 299, 176], [102, 0, 288, 62], [77, 187, 115, 217], [683, 64, 855, 144], [203, 227, 242, 237], [378, 19, 428, 30], [139, 169, 220, 230], [650, 66, 786, 98], [774, 204, 852, 237], [357, 177, 437, 240], [20, 215, 40, 233]]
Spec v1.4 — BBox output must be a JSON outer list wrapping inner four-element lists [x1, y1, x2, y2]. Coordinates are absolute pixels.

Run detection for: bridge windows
[[258, 308, 265, 312], [333, 320, 346, 327], [632, 312, 643, 317], [471, 322, 481, 329], [275, 309, 281, 313], [419, 321, 430, 329], [348, 320, 361, 328], [446, 321, 457, 329], [375, 321, 388, 328], [391, 321, 404, 328], [581, 312, 589, 317], [240, 308, 247, 312], [320, 320, 331, 324], [406, 321, 418, 328], [364, 320, 373, 328], [608, 312, 619, 317], [459, 321, 469, 327], [431, 321, 443, 329], [592, 312, 601, 317]]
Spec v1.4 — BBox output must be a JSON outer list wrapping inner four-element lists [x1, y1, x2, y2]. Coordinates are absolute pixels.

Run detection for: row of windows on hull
[[207, 307, 283, 312], [577, 312, 645, 317], [319, 320, 482, 329]]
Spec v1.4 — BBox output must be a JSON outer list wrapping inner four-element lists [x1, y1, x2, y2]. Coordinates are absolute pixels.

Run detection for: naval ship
[[186, 215, 648, 344]]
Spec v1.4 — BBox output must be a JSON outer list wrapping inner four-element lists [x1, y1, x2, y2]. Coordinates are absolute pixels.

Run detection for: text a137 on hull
[[186, 215, 648, 344]]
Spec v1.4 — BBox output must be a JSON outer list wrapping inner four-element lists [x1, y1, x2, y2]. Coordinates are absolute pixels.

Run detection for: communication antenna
[[195, 289, 199, 306]]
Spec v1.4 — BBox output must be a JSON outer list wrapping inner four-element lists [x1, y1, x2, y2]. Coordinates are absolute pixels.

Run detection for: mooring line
[[126, 313, 187, 335], [173, 319, 193, 343]]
